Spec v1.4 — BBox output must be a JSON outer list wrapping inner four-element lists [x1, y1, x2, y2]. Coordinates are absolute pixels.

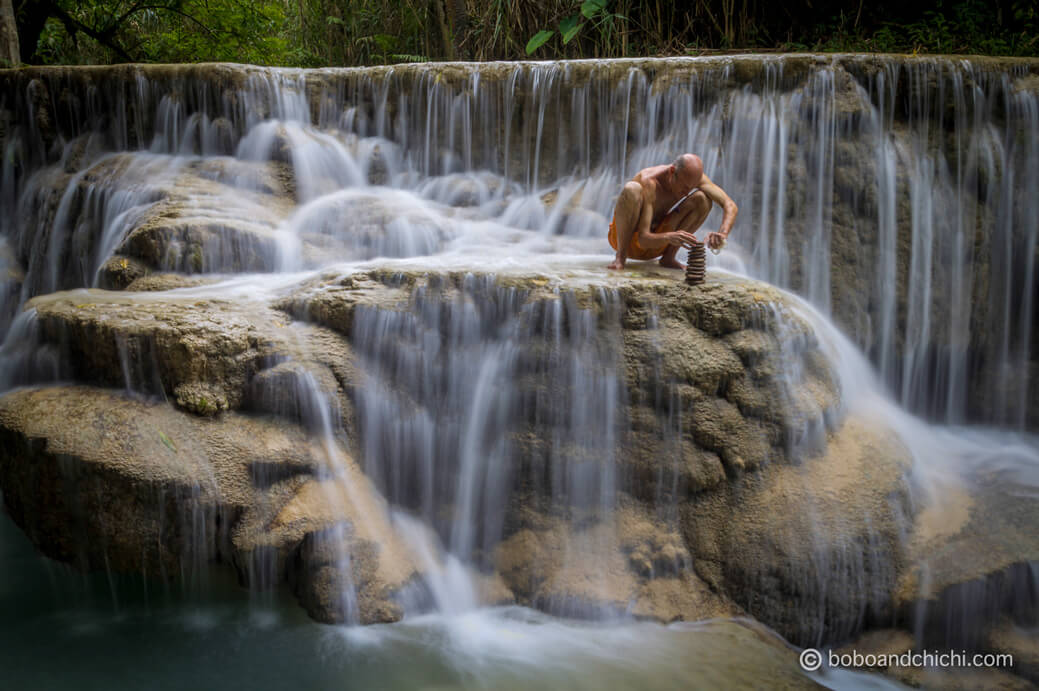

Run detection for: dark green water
[[0, 505, 899, 690]]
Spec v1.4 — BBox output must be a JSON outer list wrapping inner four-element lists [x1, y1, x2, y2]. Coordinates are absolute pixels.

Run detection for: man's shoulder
[[638, 163, 669, 178], [700, 173, 722, 189], [633, 166, 665, 192]]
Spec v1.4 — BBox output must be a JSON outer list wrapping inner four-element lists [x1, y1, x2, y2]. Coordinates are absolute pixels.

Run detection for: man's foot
[[659, 256, 685, 270], [607, 257, 626, 270]]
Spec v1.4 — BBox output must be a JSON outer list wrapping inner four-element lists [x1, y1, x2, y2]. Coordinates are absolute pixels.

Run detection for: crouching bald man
[[607, 153, 738, 270]]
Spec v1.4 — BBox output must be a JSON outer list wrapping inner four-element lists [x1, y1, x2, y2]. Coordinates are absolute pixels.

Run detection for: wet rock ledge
[[0, 269, 1035, 666]]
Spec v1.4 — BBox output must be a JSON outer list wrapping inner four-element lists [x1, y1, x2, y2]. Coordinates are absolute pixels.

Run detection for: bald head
[[671, 153, 703, 195]]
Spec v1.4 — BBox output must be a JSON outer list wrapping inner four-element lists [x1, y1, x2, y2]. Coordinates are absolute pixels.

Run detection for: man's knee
[[668, 190, 711, 231], [687, 189, 711, 214], [621, 181, 644, 204], [614, 181, 643, 221], [681, 190, 711, 222]]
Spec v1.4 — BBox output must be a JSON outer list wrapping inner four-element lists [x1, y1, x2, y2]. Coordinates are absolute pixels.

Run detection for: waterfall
[[0, 58, 1038, 680], [2, 56, 1034, 429], [350, 278, 625, 599]]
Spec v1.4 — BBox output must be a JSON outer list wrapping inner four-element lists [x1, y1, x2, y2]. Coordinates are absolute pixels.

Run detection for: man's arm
[[700, 174, 738, 249]]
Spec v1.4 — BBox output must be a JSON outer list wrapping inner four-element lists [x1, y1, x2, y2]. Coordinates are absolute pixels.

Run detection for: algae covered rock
[[174, 382, 229, 416]]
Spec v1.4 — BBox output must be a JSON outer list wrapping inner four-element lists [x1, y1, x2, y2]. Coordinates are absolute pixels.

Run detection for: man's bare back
[[607, 153, 739, 271]]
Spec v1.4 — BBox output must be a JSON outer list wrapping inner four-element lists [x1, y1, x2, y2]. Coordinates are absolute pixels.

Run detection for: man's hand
[[668, 231, 701, 249], [706, 232, 726, 251]]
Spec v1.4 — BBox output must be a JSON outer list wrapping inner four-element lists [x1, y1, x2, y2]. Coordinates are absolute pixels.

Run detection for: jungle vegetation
[[2, 0, 1037, 67]]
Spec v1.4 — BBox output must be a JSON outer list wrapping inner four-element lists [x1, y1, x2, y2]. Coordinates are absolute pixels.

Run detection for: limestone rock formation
[[682, 416, 915, 645], [0, 386, 421, 624], [26, 287, 356, 422], [0, 263, 1036, 691], [0, 268, 920, 639], [495, 503, 738, 623]]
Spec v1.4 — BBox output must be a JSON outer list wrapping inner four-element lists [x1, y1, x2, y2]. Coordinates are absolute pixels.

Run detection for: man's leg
[[607, 181, 644, 270], [658, 190, 711, 269]]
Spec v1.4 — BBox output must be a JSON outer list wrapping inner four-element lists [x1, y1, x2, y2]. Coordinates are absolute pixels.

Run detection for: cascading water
[[346, 277, 632, 619], [3, 57, 1035, 428], [0, 55, 1037, 688]]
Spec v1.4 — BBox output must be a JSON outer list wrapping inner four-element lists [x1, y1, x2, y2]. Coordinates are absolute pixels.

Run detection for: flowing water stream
[[0, 55, 1037, 688]]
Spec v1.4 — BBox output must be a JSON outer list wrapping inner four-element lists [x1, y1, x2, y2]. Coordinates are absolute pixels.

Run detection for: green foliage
[[292, 0, 433, 66], [912, 5, 952, 52], [871, 27, 899, 53], [580, 0, 608, 20], [805, 1, 1036, 56], [140, 0, 291, 65], [559, 16, 580, 44], [30, 0, 295, 65], [525, 0, 624, 57], [16, 0, 1039, 67], [526, 29, 555, 55]]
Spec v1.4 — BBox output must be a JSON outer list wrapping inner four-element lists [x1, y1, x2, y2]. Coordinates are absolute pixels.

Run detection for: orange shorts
[[608, 213, 676, 261]]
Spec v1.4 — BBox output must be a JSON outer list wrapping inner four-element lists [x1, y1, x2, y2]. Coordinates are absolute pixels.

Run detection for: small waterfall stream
[[0, 55, 1037, 687], [352, 279, 624, 563]]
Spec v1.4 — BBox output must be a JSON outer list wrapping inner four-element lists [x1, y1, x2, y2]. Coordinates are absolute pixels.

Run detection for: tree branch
[[139, 5, 218, 37], [109, 0, 147, 33], [47, 0, 136, 60]]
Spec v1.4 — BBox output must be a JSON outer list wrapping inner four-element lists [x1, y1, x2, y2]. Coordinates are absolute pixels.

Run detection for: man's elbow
[[727, 201, 739, 218]]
